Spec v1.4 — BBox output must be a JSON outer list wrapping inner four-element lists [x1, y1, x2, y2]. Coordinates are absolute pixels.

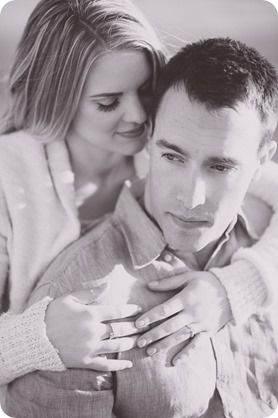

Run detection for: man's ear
[[252, 140, 277, 182]]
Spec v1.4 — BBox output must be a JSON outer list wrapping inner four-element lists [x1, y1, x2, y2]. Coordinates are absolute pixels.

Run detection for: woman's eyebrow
[[90, 76, 153, 99], [90, 92, 123, 99]]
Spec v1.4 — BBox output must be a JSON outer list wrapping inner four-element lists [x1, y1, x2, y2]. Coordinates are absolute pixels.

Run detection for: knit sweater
[[0, 130, 278, 387]]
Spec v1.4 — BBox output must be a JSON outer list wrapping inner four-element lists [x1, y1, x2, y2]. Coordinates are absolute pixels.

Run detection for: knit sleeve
[[210, 160, 278, 324], [0, 182, 9, 312], [0, 183, 65, 386], [0, 296, 65, 386]]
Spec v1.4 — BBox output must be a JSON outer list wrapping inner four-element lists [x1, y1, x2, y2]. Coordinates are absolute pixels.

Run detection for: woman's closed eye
[[97, 97, 120, 112]]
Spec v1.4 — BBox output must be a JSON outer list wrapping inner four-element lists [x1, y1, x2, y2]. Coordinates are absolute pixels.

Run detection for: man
[[5, 37, 278, 418]]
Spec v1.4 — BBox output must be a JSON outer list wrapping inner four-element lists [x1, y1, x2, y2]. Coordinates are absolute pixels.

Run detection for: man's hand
[[45, 290, 144, 371], [135, 271, 232, 363]]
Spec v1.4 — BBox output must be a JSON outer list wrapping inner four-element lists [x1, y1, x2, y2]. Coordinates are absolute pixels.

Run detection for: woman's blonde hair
[[1, 0, 166, 142]]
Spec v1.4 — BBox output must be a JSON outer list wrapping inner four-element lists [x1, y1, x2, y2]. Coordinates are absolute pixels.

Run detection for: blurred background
[[0, 0, 277, 158]]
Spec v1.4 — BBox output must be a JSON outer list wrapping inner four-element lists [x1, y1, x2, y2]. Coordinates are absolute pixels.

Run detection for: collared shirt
[[5, 179, 278, 418]]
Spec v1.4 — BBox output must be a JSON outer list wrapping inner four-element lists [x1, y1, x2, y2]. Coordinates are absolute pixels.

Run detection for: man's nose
[[123, 94, 147, 125], [177, 175, 206, 209]]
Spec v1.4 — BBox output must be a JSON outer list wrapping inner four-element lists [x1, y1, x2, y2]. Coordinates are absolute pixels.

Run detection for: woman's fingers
[[102, 321, 146, 340], [172, 332, 208, 366], [98, 335, 138, 355], [148, 273, 193, 291], [88, 356, 133, 371], [96, 304, 143, 321], [135, 293, 186, 329], [68, 290, 143, 321], [137, 312, 192, 348], [143, 323, 198, 356]]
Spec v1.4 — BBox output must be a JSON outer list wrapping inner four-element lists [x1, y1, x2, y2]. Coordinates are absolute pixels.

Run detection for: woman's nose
[[122, 94, 147, 125]]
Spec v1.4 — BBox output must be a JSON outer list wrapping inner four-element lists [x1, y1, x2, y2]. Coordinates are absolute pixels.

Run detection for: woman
[[0, 0, 278, 390]]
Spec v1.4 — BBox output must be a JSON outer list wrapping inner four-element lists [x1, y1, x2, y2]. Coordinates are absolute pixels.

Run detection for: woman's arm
[[211, 160, 278, 323], [0, 297, 65, 386]]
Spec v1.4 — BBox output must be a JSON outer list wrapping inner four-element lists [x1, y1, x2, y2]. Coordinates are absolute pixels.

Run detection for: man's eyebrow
[[207, 157, 240, 166], [155, 139, 188, 156], [90, 92, 123, 99], [156, 139, 240, 166]]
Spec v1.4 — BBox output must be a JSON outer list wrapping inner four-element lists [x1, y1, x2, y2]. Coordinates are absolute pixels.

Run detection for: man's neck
[[171, 239, 219, 270]]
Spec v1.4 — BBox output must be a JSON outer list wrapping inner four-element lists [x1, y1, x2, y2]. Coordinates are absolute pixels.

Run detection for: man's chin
[[164, 233, 205, 254]]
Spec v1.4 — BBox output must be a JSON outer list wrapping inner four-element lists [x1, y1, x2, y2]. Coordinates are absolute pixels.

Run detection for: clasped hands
[[135, 271, 232, 364], [45, 271, 232, 371]]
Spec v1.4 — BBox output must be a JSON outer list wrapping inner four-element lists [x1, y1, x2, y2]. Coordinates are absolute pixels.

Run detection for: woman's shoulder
[[0, 130, 39, 149], [0, 130, 46, 167]]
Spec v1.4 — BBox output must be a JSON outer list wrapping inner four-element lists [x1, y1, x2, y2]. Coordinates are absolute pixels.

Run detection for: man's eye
[[212, 165, 233, 173], [162, 153, 183, 163], [97, 97, 120, 112]]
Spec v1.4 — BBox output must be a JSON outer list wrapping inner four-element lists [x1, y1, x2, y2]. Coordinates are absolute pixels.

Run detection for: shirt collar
[[237, 207, 259, 240], [115, 178, 167, 269]]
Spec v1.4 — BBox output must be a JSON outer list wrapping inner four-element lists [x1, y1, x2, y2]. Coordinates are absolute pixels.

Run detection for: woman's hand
[[45, 289, 143, 371], [135, 271, 232, 363]]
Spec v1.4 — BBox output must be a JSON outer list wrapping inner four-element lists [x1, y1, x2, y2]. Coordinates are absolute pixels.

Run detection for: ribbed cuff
[[234, 247, 277, 305], [210, 259, 268, 325], [0, 297, 65, 385]]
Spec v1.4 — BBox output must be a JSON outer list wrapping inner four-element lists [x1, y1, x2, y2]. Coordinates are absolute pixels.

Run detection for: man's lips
[[169, 213, 211, 228]]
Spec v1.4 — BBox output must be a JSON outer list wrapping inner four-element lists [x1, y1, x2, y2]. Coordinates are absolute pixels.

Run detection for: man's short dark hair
[[152, 37, 278, 147]]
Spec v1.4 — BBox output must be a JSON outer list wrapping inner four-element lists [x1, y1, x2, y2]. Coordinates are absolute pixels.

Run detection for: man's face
[[145, 86, 274, 257]]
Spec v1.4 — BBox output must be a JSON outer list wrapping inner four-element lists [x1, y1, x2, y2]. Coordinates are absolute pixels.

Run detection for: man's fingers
[[137, 312, 192, 347], [88, 356, 133, 371], [135, 295, 185, 329], [98, 336, 138, 354]]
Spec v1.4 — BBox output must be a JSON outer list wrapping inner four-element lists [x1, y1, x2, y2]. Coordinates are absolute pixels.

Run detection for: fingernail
[[147, 347, 157, 356], [136, 320, 145, 328], [126, 362, 133, 369], [148, 281, 159, 287], [137, 339, 147, 348], [136, 306, 143, 313]]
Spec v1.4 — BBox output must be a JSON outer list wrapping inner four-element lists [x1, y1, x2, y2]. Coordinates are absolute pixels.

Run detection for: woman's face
[[68, 49, 153, 156]]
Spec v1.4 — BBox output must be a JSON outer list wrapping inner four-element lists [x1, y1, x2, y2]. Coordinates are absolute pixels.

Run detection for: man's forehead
[[153, 86, 263, 159]]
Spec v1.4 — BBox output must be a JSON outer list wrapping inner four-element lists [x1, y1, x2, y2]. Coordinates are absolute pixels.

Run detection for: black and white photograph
[[0, 1, 278, 417]]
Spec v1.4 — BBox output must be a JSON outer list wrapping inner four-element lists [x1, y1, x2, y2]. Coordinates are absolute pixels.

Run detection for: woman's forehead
[[84, 49, 152, 95]]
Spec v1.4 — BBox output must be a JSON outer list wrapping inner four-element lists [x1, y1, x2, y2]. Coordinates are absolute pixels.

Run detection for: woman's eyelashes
[[97, 97, 120, 112]]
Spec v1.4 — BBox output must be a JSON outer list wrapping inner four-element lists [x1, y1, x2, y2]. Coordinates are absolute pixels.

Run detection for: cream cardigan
[[0, 130, 278, 386]]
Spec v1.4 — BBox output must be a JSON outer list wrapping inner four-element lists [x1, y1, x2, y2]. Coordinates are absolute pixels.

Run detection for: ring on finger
[[106, 323, 116, 340], [184, 324, 195, 339]]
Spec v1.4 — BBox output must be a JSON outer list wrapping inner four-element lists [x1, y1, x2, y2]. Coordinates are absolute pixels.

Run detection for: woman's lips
[[117, 124, 146, 138]]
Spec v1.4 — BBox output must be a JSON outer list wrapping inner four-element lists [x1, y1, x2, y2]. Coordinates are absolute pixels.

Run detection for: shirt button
[[164, 254, 172, 262]]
